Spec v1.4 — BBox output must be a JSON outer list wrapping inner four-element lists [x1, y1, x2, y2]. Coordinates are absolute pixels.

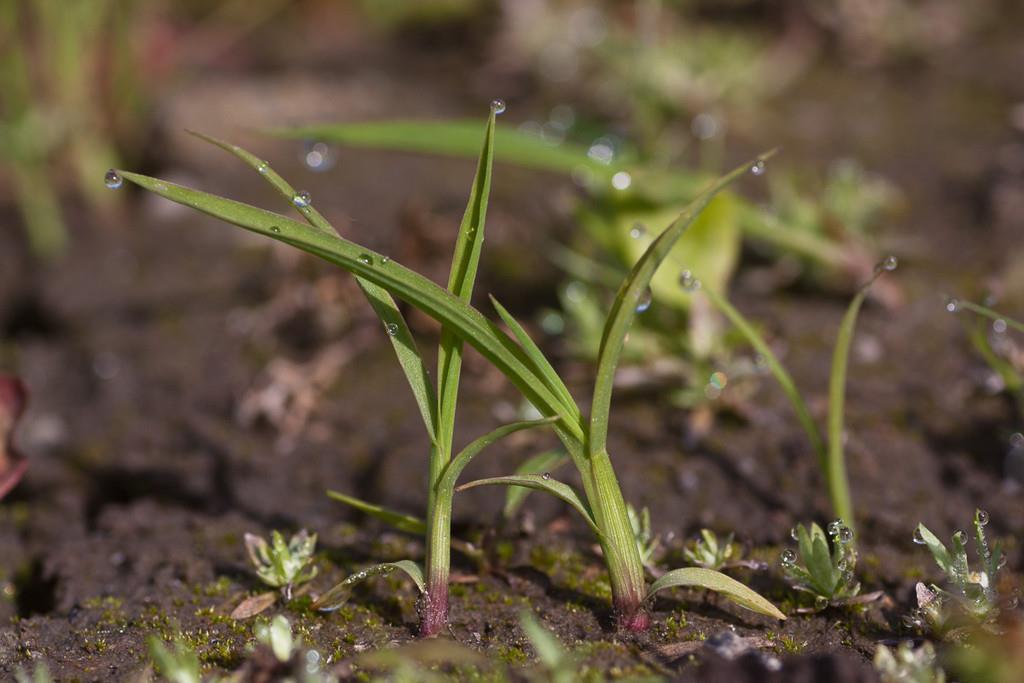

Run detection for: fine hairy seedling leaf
[[683, 529, 736, 571], [781, 521, 864, 611], [910, 509, 1004, 638], [243, 529, 318, 600]]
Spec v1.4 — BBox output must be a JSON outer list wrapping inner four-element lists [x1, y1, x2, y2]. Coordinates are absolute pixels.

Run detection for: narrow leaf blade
[[503, 450, 569, 518], [437, 417, 558, 494], [116, 170, 583, 443], [313, 560, 425, 611], [646, 567, 786, 620], [456, 474, 602, 537], [186, 131, 438, 441], [588, 153, 775, 456], [327, 490, 426, 535]]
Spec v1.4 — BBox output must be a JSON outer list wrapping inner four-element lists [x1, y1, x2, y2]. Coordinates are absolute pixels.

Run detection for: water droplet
[[977, 510, 989, 526], [790, 527, 799, 541], [293, 191, 312, 209], [837, 527, 854, 544], [913, 527, 927, 544], [380, 256, 391, 264], [491, 99, 506, 115], [780, 549, 796, 566], [876, 255, 898, 272], [385, 323, 399, 336], [679, 270, 701, 291], [358, 254, 372, 265], [104, 169, 123, 189], [750, 159, 766, 176], [945, 297, 960, 313], [629, 223, 646, 240], [257, 161, 269, 174], [993, 318, 1007, 334], [828, 520, 842, 536], [691, 112, 720, 140], [303, 141, 335, 172], [270, 226, 281, 234], [635, 287, 652, 313], [708, 371, 727, 390], [541, 472, 551, 480], [611, 171, 632, 190], [587, 137, 615, 165], [953, 530, 966, 544]]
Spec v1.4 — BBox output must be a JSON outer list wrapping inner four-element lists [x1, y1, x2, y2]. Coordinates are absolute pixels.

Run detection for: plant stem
[[421, 477, 451, 638], [589, 452, 649, 630]]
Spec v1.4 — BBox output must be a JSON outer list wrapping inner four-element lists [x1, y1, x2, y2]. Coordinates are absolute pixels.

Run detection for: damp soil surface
[[2, 9, 1024, 682]]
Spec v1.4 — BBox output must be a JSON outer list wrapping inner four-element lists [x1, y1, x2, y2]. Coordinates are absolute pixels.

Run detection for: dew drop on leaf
[[912, 527, 927, 545], [104, 169, 123, 189], [293, 191, 312, 209], [491, 99, 506, 115], [751, 159, 766, 176], [635, 287, 652, 313]]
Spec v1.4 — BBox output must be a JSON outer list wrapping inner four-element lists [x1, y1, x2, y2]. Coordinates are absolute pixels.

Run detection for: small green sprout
[[909, 509, 1005, 638], [874, 641, 945, 683], [255, 614, 295, 663], [626, 504, 662, 570], [683, 529, 735, 571], [13, 664, 53, 683], [244, 529, 318, 600], [519, 611, 576, 683], [147, 636, 203, 683], [780, 521, 863, 610]]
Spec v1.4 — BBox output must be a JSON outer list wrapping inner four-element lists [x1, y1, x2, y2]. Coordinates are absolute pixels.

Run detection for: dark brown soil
[[2, 4, 1023, 681]]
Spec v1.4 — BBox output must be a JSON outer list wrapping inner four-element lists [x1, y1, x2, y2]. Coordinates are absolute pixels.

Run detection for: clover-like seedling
[[909, 509, 1005, 638], [683, 529, 735, 571], [780, 520, 861, 610], [874, 641, 945, 683], [245, 529, 318, 600]]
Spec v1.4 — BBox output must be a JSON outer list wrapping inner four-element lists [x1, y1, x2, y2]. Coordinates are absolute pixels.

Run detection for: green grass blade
[[327, 490, 426, 535], [588, 153, 775, 457], [313, 560, 425, 611], [116, 171, 584, 444], [489, 295, 577, 416], [646, 567, 786, 620], [435, 112, 495, 484], [437, 417, 557, 494], [187, 131, 438, 442], [701, 285, 826, 473], [827, 284, 874, 530], [503, 450, 569, 519], [456, 474, 602, 537], [268, 120, 619, 180], [955, 300, 1024, 334]]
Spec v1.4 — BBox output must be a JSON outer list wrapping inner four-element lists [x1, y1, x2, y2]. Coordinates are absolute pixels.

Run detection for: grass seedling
[[691, 256, 899, 532], [910, 509, 1005, 638], [244, 529, 317, 600], [874, 641, 945, 683], [780, 521, 869, 611], [114, 106, 784, 631], [945, 298, 1023, 415]]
